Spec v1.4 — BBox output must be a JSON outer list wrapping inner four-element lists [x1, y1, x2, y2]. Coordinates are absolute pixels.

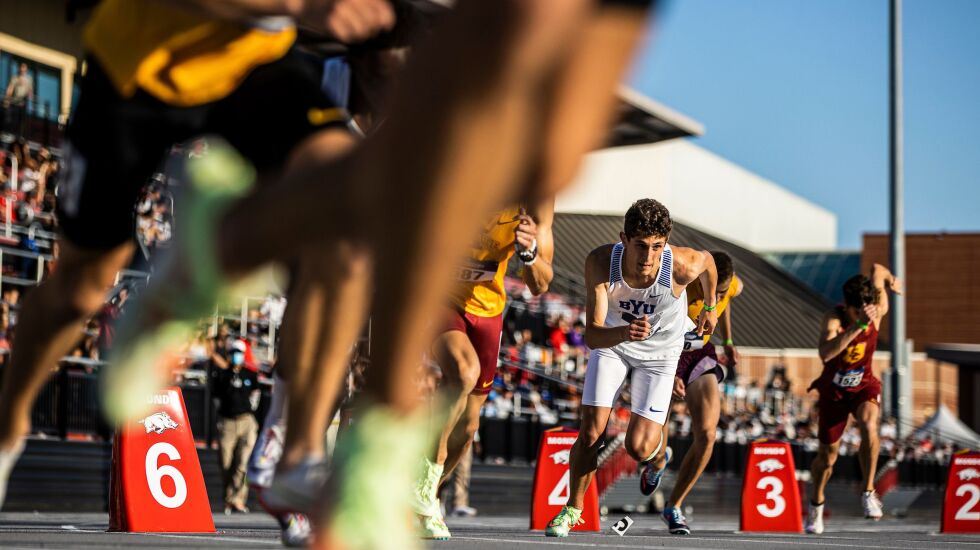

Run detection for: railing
[[13, 358, 274, 449], [0, 99, 64, 146], [0, 245, 54, 294]]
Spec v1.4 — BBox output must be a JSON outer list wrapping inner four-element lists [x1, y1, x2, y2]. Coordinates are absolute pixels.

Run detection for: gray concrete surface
[[0, 512, 976, 550]]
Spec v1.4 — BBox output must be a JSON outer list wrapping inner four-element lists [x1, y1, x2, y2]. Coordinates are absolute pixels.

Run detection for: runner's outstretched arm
[[869, 263, 901, 321], [671, 247, 718, 336]]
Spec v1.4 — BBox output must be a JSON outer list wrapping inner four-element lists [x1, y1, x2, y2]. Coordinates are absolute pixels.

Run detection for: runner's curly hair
[[842, 274, 880, 308], [711, 251, 734, 286], [624, 199, 672, 240]]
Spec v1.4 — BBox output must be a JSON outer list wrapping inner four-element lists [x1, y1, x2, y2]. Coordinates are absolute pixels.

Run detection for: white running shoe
[[804, 502, 824, 534], [280, 513, 312, 547], [261, 458, 328, 514], [0, 441, 25, 510], [450, 505, 477, 518], [248, 424, 285, 490], [862, 491, 883, 520]]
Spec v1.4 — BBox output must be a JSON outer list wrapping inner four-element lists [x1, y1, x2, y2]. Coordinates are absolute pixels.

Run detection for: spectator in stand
[[212, 339, 259, 514], [494, 389, 515, 419], [567, 320, 586, 350], [45, 241, 58, 276], [519, 328, 541, 368], [549, 316, 568, 362], [0, 303, 11, 367], [212, 323, 234, 362], [4, 63, 33, 135], [70, 319, 101, 365], [184, 329, 213, 370], [2, 288, 20, 328], [95, 286, 128, 356], [747, 380, 762, 410], [260, 295, 287, 328]]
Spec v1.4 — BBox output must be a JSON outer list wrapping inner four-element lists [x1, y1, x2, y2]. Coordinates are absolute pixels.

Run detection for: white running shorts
[[582, 347, 678, 425]]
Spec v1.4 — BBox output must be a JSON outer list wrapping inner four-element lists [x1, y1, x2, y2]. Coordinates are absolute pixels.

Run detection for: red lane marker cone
[[529, 427, 599, 532], [942, 449, 980, 533], [740, 439, 803, 533], [109, 387, 215, 533]]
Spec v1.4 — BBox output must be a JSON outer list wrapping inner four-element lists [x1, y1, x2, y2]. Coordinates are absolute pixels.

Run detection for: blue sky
[[629, 0, 980, 250]]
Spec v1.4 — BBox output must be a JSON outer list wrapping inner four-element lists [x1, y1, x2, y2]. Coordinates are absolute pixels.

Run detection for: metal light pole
[[889, 0, 911, 436]]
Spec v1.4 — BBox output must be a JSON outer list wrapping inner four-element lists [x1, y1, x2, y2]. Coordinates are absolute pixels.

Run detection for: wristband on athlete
[[857, 321, 869, 331], [517, 238, 538, 264], [724, 338, 734, 346], [702, 303, 716, 312]]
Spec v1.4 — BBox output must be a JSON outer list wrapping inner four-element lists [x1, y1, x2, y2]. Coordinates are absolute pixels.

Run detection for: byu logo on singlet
[[618, 300, 655, 322]]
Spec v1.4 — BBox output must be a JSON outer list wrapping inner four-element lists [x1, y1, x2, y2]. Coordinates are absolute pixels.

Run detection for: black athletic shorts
[[56, 49, 348, 250]]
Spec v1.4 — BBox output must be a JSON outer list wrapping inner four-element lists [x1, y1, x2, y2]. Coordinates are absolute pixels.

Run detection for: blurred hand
[[514, 212, 538, 252], [724, 344, 740, 367], [672, 376, 686, 401], [859, 304, 878, 327], [625, 316, 652, 342], [888, 276, 903, 295], [296, 0, 396, 44], [696, 308, 717, 336]]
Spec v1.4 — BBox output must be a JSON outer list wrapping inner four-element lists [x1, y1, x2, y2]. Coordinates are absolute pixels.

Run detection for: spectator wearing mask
[[212, 339, 259, 514]]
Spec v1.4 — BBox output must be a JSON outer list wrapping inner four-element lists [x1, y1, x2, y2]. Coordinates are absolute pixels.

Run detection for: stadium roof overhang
[[927, 344, 980, 367], [607, 86, 705, 148]]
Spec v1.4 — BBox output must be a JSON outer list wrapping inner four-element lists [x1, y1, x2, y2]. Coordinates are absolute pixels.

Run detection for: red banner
[[529, 427, 599, 532], [740, 439, 802, 533], [109, 387, 214, 533], [942, 450, 980, 533]]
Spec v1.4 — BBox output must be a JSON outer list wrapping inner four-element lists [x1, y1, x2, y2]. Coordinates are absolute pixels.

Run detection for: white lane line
[[453, 536, 703, 549], [616, 532, 970, 549], [452, 533, 980, 550], [128, 532, 281, 546]]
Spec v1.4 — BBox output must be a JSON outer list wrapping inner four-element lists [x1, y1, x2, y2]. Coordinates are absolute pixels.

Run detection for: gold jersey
[[84, 0, 296, 106], [450, 206, 522, 317], [686, 274, 741, 343]]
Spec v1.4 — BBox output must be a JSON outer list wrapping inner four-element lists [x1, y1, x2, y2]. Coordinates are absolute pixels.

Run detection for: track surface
[[1, 512, 977, 549]]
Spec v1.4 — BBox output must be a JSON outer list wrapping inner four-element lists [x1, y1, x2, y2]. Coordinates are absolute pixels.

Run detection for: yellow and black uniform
[[444, 206, 521, 395], [58, 0, 348, 250], [675, 275, 742, 385]]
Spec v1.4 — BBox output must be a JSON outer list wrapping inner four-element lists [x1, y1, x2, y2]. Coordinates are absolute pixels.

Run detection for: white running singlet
[[606, 242, 694, 361]]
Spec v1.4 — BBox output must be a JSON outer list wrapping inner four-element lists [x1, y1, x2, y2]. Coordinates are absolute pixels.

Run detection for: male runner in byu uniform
[[545, 199, 718, 536], [805, 264, 901, 534]]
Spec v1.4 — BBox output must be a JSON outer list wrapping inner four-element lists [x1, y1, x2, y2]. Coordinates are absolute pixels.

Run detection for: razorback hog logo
[[550, 449, 571, 465], [756, 458, 785, 473], [959, 468, 980, 481], [139, 412, 179, 434]]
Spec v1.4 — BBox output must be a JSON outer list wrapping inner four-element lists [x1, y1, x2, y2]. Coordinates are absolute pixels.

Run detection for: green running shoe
[[418, 503, 451, 540], [413, 458, 443, 516], [318, 404, 434, 550], [545, 506, 583, 537], [103, 141, 258, 424]]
